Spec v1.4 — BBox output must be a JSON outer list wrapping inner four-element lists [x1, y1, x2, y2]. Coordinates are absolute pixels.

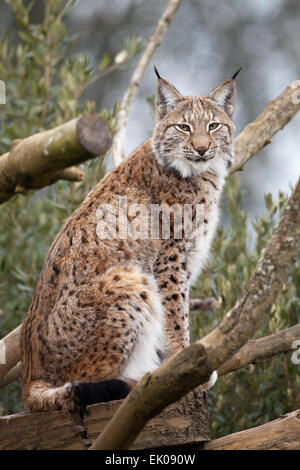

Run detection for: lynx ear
[[155, 67, 182, 119], [209, 78, 236, 117]]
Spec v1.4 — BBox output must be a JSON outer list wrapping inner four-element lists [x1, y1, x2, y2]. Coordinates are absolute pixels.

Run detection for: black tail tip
[[73, 379, 131, 408], [231, 67, 242, 80], [154, 65, 161, 79]]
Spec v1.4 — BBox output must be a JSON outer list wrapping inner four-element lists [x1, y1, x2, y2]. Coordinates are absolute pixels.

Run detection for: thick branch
[[0, 113, 111, 204], [199, 409, 300, 450], [111, 0, 182, 167], [218, 323, 300, 375], [89, 177, 300, 450], [232, 77, 300, 173]]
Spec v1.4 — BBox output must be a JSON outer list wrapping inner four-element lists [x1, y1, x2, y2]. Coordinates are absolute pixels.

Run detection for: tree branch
[[218, 324, 300, 375], [0, 325, 21, 382], [199, 409, 300, 450], [111, 0, 183, 167], [89, 176, 300, 450], [5, 323, 297, 389], [232, 77, 300, 173], [0, 362, 21, 388], [0, 113, 112, 204]]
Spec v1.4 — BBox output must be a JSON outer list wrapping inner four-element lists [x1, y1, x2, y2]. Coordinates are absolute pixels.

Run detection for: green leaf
[[99, 53, 111, 70]]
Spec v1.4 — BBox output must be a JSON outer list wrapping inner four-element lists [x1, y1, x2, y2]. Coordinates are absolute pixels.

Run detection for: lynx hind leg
[[23, 266, 165, 412], [71, 265, 165, 404], [65, 265, 165, 383], [95, 265, 166, 383]]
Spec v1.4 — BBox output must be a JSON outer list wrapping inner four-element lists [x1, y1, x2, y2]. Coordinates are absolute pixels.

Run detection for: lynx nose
[[196, 146, 208, 156]]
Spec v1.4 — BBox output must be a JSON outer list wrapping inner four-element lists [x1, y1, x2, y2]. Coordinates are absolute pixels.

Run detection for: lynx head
[[152, 67, 240, 179]]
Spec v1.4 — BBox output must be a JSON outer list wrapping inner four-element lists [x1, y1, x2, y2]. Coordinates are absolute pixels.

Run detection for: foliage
[[0, 0, 299, 441], [190, 175, 300, 438]]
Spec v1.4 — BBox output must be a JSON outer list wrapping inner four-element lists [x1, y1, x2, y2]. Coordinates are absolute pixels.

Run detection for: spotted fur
[[21, 72, 237, 411]]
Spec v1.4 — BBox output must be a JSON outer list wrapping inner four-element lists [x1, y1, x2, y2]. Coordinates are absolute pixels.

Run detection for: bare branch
[[111, 0, 183, 167], [232, 77, 300, 173], [0, 362, 21, 388], [39, 166, 84, 185], [0, 114, 111, 204], [89, 177, 300, 450], [189, 297, 221, 311], [218, 324, 300, 375], [0, 325, 21, 381], [199, 409, 300, 450]]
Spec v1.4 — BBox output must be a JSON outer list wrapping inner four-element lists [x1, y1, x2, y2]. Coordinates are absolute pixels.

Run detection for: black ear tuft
[[154, 65, 161, 79], [231, 67, 242, 80]]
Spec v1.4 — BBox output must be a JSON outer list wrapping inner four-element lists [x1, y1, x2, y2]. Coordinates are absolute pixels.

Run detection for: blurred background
[[1, 0, 299, 217], [0, 0, 299, 439]]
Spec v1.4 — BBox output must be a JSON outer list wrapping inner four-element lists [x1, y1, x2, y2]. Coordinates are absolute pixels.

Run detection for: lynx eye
[[208, 122, 221, 131], [175, 124, 191, 133]]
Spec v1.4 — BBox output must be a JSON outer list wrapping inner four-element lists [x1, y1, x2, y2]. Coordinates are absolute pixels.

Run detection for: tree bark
[[199, 409, 300, 450], [89, 176, 300, 450], [232, 77, 300, 173], [0, 113, 111, 204], [0, 391, 209, 450]]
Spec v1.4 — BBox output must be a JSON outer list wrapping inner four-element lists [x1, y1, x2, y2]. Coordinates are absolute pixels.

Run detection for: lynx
[[21, 68, 239, 412]]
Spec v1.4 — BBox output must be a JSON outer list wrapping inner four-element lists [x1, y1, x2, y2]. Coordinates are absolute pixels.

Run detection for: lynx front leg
[[154, 240, 190, 355]]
